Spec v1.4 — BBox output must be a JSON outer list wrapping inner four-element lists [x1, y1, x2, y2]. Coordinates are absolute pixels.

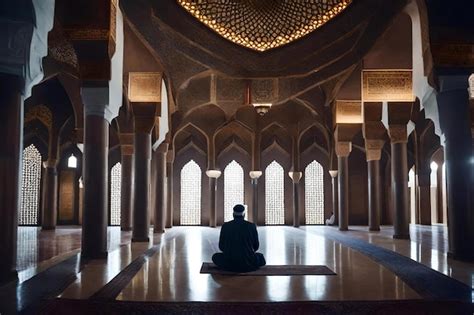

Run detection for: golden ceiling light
[[177, 0, 353, 52]]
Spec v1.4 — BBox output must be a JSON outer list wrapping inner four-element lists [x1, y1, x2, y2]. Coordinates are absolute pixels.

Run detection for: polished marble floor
[[13, 224, 474, 305], [116, 227, 418, 302], [310, 225, 474, 292], [16, 226, 131, 282]]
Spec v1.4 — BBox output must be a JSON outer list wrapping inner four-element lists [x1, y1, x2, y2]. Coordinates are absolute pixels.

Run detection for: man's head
[[233, 204, 246, 218]]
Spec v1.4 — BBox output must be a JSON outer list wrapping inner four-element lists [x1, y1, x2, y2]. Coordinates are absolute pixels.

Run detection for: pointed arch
[[304, 160, 325, 224], [224, 160, 244, 222], [180, 160, 202, 225], [20, 144, 42, 225], [265, 161, 285, 225]]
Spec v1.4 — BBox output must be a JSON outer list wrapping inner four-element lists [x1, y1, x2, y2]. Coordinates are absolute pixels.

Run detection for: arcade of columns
[[1, 0, 474, 286]]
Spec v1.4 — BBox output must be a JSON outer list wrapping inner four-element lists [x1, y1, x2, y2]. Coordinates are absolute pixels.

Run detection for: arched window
[[430, 161, 439, 224], [469, 74, 474, 99], [110, 162, 121, 226], [265, 161, 285, 225], [20, 144, 42, 225], [224, 160, 244, 222], [304, 160, 325, 224], [180, 160, 202, 225], [408, 168, 416, 224], [67, 154, 77, 168]]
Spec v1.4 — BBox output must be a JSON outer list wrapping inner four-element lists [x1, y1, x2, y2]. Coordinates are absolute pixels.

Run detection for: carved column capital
[[335, 141, 352, 157], [365, 139, 385, 161], [388, 125, 408, 144]]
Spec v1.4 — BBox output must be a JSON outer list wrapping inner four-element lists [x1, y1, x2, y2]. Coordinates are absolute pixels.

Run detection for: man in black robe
[[212, 204, 266, 272]]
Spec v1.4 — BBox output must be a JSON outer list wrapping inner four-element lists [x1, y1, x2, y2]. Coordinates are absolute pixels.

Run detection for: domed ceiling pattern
[[177, 0, 353, 52]]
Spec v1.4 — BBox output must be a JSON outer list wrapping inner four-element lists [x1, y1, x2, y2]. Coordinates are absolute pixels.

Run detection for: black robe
[[212, 217, 266, 272]]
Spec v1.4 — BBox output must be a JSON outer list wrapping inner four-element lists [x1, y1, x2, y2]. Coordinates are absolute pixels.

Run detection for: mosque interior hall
[[1, 0, 474, 314]]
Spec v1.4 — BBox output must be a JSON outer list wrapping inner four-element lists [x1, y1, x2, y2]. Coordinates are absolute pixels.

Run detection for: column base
[[393, 234, 410, 240], [81, 251, 108, 260], [447, 251, 474, 262], [132, 237, 150, 242], [153, 228, 165, 234], [339, 227, 348, 231], [293, 224, 300, 228], [41, 226, 56, 231], [369, 227, 381, 232], [121, 227, 132, 231]]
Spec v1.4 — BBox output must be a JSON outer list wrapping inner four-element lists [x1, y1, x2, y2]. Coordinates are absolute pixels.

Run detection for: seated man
[[212, 204, 266, 272]]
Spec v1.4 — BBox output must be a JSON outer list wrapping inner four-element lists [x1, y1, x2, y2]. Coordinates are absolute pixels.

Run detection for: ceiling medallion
[[177, 0, 352, 52]]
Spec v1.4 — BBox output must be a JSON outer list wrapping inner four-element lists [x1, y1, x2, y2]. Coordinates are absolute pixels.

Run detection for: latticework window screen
[[265, 161, 285, 225], [304, 160, 325, 224], [110, 162, 121, 226], [224, 160, 244, 222], [20, 144, 42, 225], [180, 160, 202, 225]]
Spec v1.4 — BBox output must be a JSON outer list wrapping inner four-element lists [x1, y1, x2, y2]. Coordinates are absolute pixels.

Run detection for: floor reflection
[[320, 225, 474, 302], [117, 227, 419, 302]]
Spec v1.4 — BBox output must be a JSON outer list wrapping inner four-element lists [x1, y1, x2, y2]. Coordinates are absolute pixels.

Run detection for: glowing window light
[[110, 162, 121, 226], [68, 154, 77, 168], [265, 161, 285, 225], [224, 160, 244, 222], [19, 144, 42, 225], [305, 160, 325, 225], [180, 160, 202, 225]]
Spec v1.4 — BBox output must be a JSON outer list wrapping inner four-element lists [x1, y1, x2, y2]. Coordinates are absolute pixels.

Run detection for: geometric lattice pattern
[[110, 162, 121, 226], [224, 160, 244, 222], [304, 160, 325, 225], [265, 161, 285, 225], [19, 144, 42, 225], [177, 0, 353, 51], [180, 160, 202, 225]]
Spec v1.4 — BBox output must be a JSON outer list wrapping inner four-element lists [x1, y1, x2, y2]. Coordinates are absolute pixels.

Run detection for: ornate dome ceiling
[[177, 0, 353, 51]]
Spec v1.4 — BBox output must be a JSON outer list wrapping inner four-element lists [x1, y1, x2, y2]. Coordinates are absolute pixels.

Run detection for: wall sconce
[[78, 177, 84, 189], [206, 170, 222, 178], [253, 103, 272, 116], [68, 154, 77, 168], [249, 171, 263, 179], [288, 171, 302, 183]]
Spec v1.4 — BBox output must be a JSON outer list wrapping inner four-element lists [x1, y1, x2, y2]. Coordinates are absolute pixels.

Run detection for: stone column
[[42, 125, 60, 230], [329, 170, 339, 225], [154, 143, 168, 233], [336, 142, 351, 231], [416, 170, 431, 225], [249, 171, 262, 224], [365, 141, 384, 232], [166, 162, 173, 228], [436, 83, 473, 260], [0, 74, 23, 283], [206, 170, 221, 227], [363, 102, 386, 232], [41, 160, 59, 230], [289, 172, 302, 227], [81, 86, 110, 259], [388, 125, 410, 239], [131, 108, 155, 242], [120, 144, 133, 231]]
